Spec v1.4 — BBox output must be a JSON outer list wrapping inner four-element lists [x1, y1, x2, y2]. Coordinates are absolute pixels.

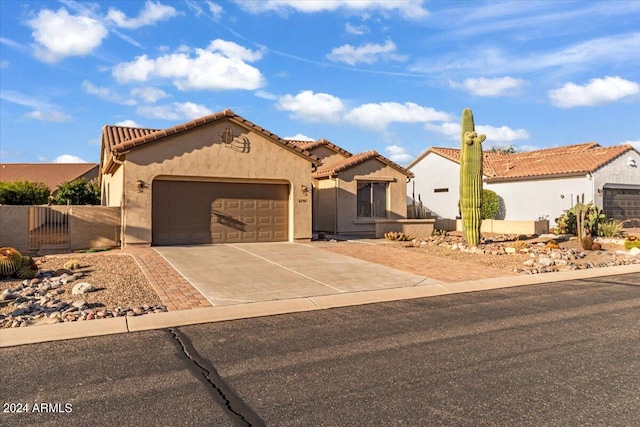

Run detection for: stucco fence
[[434, 219, 550, 236], [0, 205, 121, 253]]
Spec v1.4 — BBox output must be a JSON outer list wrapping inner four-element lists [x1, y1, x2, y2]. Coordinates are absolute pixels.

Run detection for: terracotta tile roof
[[299, 138, 353, 157], [0, 163, 99, 192], [106, 109, 318, 163], [313, 150, 414, 179], [102, 125, 160, 152], [410, 142, 637, 182]]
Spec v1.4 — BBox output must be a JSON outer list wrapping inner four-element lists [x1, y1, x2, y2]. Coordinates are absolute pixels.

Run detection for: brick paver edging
[[124, 248, 211, 311]]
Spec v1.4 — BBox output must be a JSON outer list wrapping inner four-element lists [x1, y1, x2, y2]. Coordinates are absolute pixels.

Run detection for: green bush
[[0, 180, 50, 205], [53, 179, 100, 205], [481, 189, 500, 220], [624, 240, 640, 250]]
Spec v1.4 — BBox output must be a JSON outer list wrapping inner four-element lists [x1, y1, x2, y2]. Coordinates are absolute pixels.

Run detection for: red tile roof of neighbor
[[101, 110, 320, 170], [409, 143, 638, 182], [0, 163, 99, 191], [313, 150, 414, 179]]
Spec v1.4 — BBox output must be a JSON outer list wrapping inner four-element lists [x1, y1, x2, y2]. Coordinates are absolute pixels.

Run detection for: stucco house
[[100, 110, 319, 247], [0, 163, 98, 195], [408, 142, 640, 226], [288, 139, 414, 235], [100, 110, 416, 247]]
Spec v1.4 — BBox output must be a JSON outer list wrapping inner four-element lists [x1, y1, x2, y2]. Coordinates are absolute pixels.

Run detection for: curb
[[2, 264, 639, 348]]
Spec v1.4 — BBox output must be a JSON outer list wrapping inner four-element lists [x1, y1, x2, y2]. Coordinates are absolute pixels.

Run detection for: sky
[[0, 0, 639, 166]]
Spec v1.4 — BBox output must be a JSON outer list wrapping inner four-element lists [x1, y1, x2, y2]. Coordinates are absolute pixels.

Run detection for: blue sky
[[1, 0, 639, 165]]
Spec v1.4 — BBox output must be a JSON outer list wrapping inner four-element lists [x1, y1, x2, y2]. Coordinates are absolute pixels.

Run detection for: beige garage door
[[152, 180, 289, 245]]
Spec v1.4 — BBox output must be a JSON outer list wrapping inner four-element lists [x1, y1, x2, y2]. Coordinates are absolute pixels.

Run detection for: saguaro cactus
[[459, 108, 486, 247]]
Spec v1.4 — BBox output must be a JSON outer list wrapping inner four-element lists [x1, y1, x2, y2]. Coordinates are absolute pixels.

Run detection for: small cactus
[[63, 259, 81, 270], [581, 236, 593, 250], [14, 256, 39, 279], [0, 247, 23, 278]]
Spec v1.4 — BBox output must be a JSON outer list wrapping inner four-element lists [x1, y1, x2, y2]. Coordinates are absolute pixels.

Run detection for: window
[[357, 182, 387, 218]]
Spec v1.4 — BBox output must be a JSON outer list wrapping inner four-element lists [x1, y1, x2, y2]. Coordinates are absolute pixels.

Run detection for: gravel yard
[[0, 252, 160, 317]]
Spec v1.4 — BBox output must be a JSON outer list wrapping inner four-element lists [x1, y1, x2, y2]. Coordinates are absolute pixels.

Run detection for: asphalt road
[[2, 273, 639, 426]]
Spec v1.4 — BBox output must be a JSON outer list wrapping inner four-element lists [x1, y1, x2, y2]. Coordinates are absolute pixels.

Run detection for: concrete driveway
[[154, 242, 440, 306]]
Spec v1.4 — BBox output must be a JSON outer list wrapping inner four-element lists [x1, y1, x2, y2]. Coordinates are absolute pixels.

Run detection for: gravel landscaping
[[0, 252, 162, 328]]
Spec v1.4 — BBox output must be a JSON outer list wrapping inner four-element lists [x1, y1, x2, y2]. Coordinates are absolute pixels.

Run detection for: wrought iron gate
[[28, 206, 70, 251]]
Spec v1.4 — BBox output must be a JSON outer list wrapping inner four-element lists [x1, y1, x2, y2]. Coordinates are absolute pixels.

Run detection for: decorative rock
[[54, 268, 73, 277], [0, 289, 17, 301], [505, 247, 517, 254], [72, 298, 87, 308], [537, 257, 555, 267], [72, 282, 96, 295]]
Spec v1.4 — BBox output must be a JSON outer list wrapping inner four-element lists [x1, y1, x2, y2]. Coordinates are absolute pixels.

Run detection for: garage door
[[603, 186, 640, 226], [152, 180, 289, 245]]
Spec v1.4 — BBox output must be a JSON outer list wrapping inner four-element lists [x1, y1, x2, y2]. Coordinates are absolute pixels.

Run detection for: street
[[2, 273, 639, 426]]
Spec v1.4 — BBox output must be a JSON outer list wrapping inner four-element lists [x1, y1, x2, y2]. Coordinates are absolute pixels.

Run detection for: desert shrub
[[512, 240, 529, 251], [53, 179, 100, 205], [482, 189, 500, 220], [624, 237, 640, 249], [0, 180, 50, 205], [63, 259, 81, 270], [555, 205, 607, 236], [384, 232, 414, 241], [600, 220, 623, 238]]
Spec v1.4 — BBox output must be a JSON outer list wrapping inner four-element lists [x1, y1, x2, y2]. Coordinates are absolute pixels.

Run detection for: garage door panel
[[603, 187, 640, 226], [153, 181, 289, 245]]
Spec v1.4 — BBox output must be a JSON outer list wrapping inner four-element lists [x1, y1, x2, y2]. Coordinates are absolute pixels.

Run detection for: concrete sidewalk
[[2, 263, 639, 347]]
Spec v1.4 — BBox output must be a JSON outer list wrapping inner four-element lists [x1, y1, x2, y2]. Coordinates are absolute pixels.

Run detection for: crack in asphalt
[[168, 328, 265, 427]]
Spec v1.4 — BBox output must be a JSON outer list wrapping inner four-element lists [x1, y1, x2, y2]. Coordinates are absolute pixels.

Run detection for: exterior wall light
[[136, 180, 145, 192], [300, 184, 309, 195]]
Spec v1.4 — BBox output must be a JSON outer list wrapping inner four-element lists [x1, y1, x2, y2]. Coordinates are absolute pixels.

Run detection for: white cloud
[[412, 32, 640, 77], [622, 140, 640, 150], [1, 90, 72, 123], [476, 125, 530, 142], [27, 8, 108, 63], [235, 0, 428, 19], [130, 86, 169, 103], [451, 77, 524, 96], [345, 23, 368, 35], [106, 1, 178, 29], [82, 80, 136, 105], [345, 102, 451, 131], [136, 101, 213, 120], [54, 154, 87, 163], [26, 110, 72, 123], [285, 134, 315, 141], [426, 122, 530, 142], [548, 76, 640, 108], [254, 90, 278, 100], [112, 39, 265, 91], [276, 90, 345, 122], [385, 145, 412, 163], [115, 119, 142, 127], [326, 40, 407, 65], [206, 1, 223, 20]]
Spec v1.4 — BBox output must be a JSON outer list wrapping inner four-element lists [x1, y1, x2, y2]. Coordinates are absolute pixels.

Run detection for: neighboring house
[[289, 139, 414, 235], [0, 163, 99, 195], [100, 109, 319, 247], [408, 142, 640, 226]]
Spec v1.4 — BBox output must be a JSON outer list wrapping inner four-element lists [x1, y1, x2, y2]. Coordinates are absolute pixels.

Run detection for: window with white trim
[[357, 181, 387, 218]]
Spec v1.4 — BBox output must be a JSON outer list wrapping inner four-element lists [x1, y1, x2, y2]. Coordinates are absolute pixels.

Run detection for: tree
[[489, 144, 517, 154], [0, 180, 51, 205], [53, 179, 100, 205]]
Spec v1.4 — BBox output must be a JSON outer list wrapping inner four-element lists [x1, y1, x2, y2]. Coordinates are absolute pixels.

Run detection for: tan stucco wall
[[69, 206, 121, 250], [101, 166, 123, 207], [314, 178, 337, 232], [120, 119, 314, 246], [315, 159, 408, 235], [0, 206, 29, 252], [308, 146, 349, 166]]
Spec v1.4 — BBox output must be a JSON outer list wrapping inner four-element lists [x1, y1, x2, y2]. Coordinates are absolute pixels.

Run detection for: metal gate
[[28, 206, 70, 251]]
